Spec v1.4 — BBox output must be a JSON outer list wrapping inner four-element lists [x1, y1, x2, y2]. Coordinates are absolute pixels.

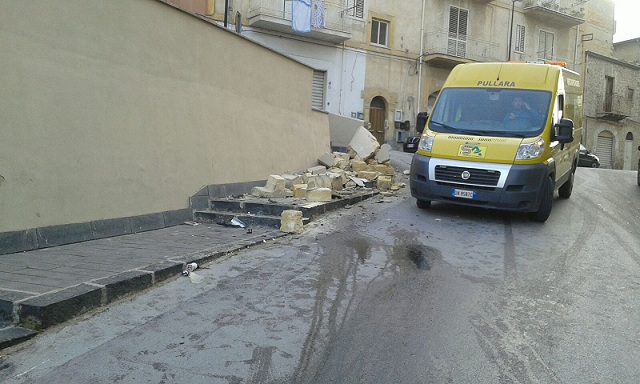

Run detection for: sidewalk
[[0, 187, 382, 350], [0, 221, 287, 350]]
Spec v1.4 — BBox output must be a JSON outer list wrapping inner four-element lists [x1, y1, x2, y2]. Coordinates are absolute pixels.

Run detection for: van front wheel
[[416, 199, 431, 209], [529, 176, 554, 222]]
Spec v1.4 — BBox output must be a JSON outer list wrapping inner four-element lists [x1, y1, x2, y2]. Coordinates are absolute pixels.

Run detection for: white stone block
[[280, 210, 304, 234], [306, 187, 332, 202], [347, 126, 380, 160]]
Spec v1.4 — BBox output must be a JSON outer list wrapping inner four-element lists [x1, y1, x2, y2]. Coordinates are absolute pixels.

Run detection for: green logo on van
[[458, 144, 486, 158]]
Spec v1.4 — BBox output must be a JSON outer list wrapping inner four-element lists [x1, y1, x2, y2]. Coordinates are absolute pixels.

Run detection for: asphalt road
[[1, 152, 639, 384]]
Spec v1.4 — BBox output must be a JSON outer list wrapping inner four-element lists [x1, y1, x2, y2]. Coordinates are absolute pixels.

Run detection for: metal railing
[[522, 0, 585, 19], [424, 31, 503, 62], [247, 0, 352, 35]]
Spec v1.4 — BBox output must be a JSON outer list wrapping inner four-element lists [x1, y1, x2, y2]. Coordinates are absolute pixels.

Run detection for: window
[[346, 0, 364, 18], [370, 18, 388, 47], [515, 25, 525, 53], [604, 76, 614, 112], [312, 70, 326, 110], [448, 6, 468, 57], [538, 30, 554, 60], [627, 88, 634, 102]]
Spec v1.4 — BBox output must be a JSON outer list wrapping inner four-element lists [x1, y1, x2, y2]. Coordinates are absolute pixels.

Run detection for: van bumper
[[410, 155, 549, 212]]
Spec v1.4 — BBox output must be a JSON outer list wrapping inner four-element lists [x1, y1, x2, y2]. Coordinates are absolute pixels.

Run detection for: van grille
[[435, 165, 500, 187]]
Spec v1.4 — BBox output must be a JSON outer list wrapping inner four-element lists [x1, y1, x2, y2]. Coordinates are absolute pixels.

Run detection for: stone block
[[373, 164, 395, 176], [306, 188, 333, 202], [357, 171, 379, 181], [351, 159, 367, 172], [377, 175, 393, 190], [375, 143, 391, 163], [335, 159, 350, 170], [293, 184, 308, 198], [280, 210, 304, 234], [347, 126, 380, 160], [333, 152, 350, 162], [328, 173, 344, 191], [318, 152, 336, 168], [307, 174, 332, 189], [265, 174, 287, 191], [251, 175, 288, 198], [282, 174, 304, 189]]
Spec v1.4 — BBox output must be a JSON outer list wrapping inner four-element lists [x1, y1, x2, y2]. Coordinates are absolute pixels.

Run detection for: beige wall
[[0, 0, 330, 234]]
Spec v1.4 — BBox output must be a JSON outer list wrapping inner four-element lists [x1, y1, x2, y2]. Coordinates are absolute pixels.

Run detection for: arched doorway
[[624, 132, 634, 170], [369, 96, 386, 145], [596, 130, 614, 168]]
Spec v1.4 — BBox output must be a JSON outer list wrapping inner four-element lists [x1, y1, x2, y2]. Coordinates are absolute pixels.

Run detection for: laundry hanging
[[292, 0, 312, 33], [312, 0, 325, 29]]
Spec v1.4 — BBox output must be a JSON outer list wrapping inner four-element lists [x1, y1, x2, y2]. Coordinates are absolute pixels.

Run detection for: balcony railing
[[597, 94, 630, 121], [247, 0, 352, 43], [522, 0, 584, 26], [421, 31, 502, 67]]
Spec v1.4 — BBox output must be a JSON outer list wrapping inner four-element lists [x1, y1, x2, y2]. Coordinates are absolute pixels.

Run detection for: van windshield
[[429, 88, 552, 138]]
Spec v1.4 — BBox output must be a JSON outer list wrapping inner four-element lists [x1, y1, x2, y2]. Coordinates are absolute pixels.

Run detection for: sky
[[613, 0, 640, 42]]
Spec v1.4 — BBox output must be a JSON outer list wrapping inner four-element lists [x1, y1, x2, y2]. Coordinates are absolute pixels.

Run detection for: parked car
[[578, 144, 600, 168], [403, 135, 421, 153], [637, 145, 640, 186]]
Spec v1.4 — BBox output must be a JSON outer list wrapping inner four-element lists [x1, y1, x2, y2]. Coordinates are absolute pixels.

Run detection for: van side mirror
[[553, 118, 574, 144]]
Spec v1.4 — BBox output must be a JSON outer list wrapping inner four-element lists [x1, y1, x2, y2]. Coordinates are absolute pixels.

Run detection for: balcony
[[421, 31, 502, 68], [522, 0, 584, 26], [247, 0, 352, 44], [597, 94, 630, 121]]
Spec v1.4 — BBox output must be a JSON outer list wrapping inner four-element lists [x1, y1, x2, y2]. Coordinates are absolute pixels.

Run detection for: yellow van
[[410, 62, 582, 222]]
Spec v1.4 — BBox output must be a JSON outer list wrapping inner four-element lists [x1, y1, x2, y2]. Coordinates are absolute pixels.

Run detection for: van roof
[[445, 62, 564, 91]]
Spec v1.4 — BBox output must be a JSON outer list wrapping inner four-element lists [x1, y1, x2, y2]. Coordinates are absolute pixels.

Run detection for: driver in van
[[503, 97, 543, 128]]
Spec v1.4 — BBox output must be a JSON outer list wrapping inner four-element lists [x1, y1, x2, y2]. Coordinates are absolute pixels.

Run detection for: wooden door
[[369, 107, 385, 145]]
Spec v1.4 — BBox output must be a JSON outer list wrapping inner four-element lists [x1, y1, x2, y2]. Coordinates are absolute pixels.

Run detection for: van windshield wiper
[[429, 120, 457, 132]]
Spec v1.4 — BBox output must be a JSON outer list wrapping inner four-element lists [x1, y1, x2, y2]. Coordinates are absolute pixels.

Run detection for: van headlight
[[418, 134, 434, 153], [516, 137, 545, 160]]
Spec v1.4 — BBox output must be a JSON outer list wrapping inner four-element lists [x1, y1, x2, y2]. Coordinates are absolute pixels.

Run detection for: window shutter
[[515, 25, 525, 53], [448, 6, 467, 57], [312, 70, 326, 110], [347, 0, 364, 18], [355, 0, 363, 18]]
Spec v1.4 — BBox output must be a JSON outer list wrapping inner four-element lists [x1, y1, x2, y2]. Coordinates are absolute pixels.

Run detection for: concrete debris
[[376, 175, 393, 190], [245, 140, 407, 233], [375, 143, 391, 164], [306, 187, 332, 202], [251, 174, 290, 198], [318, 152, 336, 168], [280, 210, 304, 234], [347, 126, 380, 160]]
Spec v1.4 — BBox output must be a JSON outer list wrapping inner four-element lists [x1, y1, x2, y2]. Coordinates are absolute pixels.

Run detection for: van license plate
[[452, 189, 476, 199]]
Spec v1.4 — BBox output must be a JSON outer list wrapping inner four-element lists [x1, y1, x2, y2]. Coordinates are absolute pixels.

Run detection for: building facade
[[199, 0, 637, 167]]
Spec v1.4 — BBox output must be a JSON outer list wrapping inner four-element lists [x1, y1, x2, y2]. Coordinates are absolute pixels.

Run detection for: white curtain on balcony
[[292, 0, 312, 33], [313, 0, 325, 29]]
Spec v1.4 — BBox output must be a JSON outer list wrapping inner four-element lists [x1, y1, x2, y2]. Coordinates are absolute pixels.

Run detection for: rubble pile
[[251, 127, 404, 202]]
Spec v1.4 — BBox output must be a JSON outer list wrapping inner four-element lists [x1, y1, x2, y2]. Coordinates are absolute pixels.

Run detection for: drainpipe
[[416, 0, 426, 133], [573, 24, 580, 70], [224, 0, 229, 27]]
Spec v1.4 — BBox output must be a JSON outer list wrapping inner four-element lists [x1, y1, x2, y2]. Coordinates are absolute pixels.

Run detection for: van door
[[551, 94, 572, 181]]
